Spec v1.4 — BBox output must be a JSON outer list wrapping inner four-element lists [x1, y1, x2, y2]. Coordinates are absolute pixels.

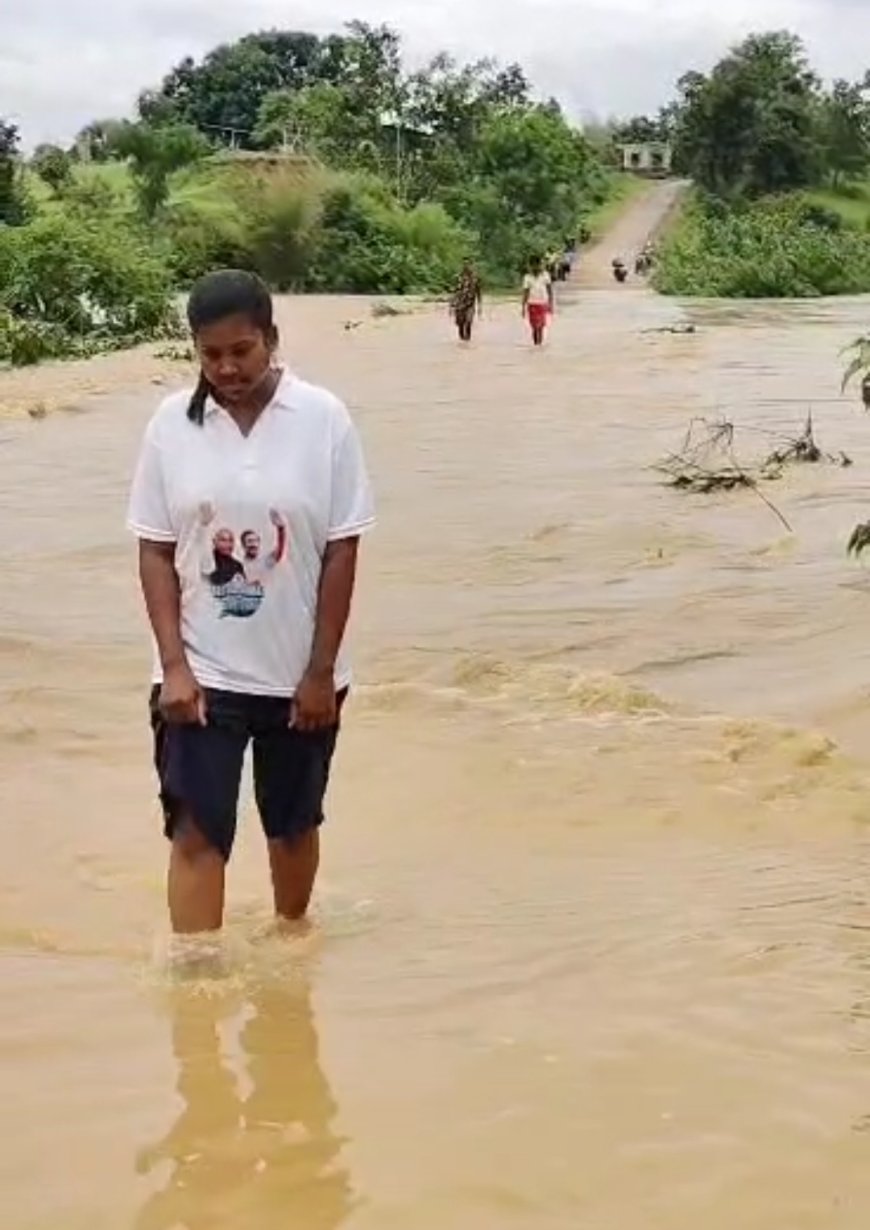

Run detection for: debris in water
[[371, 302, 405, 320], [841, 336, 870, 408], [658, 415, 850, 491], [643, 323, 697, 336], [848, 522, 870, 559], [27, 402, 47, 421], [656, 419, 755, 494], [656, 414, 852, 532], [154, 344, 195, 362], [761, 414, 852, 472]]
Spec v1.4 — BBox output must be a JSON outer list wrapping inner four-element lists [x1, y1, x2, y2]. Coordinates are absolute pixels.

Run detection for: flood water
[[3, 280, 870, 1228]]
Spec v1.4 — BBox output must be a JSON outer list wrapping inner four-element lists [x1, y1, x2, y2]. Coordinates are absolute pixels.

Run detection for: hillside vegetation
[[0, 23, 628, 365], [636, 32, 870, 298]]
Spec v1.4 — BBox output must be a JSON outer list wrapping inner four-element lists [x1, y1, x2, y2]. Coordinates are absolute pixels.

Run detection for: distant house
[[618, 142, 673, 176]]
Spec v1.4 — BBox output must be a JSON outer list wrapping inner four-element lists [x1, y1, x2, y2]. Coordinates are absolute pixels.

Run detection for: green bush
[[244, 171, 323, 291], [655, 194, 870, 297], [0, 310, 70, 365], [161, 175, 255, 282], [31, 145, 73, 195], [305, 178, 469, 294], [0, 212, 179, 365]]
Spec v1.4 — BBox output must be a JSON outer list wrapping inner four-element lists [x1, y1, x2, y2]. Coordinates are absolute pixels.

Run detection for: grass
[[806, 180, 870, 229]]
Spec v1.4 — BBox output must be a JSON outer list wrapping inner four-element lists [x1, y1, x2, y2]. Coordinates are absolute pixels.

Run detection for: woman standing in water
[[521, 257, 555, 347], [127, 270, 375, 934], [450, 258, 483, 342]]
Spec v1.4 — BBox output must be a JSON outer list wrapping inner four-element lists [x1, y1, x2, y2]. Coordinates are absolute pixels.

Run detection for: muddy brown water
[[4, 255, 870, 1227]]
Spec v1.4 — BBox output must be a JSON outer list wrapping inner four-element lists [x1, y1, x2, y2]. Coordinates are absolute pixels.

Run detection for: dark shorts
[[149, 687, 346, 861]]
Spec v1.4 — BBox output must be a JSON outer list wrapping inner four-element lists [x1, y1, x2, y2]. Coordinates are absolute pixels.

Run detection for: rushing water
[[3, 276, 870, 1228]]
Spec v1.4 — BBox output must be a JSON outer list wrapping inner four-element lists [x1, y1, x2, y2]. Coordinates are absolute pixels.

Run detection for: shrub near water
[[162, 173, 256, 283], [0, 212, 178, 365], [306, 179, 469, 294], [655, 195, 870, 298], [244, 171, 323, 291]]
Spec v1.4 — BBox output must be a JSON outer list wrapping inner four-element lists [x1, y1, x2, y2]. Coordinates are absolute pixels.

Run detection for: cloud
[[3, 0, 868, 146]]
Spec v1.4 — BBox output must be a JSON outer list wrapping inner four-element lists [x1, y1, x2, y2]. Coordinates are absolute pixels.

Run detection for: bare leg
[[269, 829, 320, 922], [168, 815, 226, 934]]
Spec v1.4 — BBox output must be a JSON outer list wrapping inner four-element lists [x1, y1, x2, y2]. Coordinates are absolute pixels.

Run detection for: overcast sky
[[3, 0, 869, 147]]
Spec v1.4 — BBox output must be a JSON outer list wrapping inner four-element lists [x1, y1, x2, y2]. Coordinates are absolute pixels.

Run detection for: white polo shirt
[[523, 272, 552, 305], [127, 371, 375, 697]]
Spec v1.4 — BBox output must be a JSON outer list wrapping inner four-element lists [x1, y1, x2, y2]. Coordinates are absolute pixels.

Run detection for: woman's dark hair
[[186, 269, 275, 425]]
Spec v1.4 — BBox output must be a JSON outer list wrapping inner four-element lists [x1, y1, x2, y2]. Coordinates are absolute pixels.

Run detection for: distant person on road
[[450, 259, 483, 343], [522, 257, 554, 347]]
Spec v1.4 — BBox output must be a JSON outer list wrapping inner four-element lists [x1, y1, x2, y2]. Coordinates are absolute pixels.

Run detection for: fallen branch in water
[[761, 413, 852, 472], [655, 418, 791, 530], [656, 415, 852, 532]]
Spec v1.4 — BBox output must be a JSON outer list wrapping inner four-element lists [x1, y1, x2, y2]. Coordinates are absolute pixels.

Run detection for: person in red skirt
[[521, 257, 555, 346]]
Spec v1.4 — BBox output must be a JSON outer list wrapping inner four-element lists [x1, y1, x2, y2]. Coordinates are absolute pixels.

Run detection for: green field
[[806, 181, 870, 229]]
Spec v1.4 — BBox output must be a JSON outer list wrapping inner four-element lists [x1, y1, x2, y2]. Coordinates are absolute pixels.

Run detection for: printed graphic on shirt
[[197, 502, 288, 620]]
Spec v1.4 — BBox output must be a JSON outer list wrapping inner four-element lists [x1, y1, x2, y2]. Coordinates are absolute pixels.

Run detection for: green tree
[[481, 63, 531, 110], [109, 122, 210, 217], [398, 54, 534, 203], [256, 82, 354, 161], [140, 40, 283, 141], [73, 119, 125, 162], [673, 31, 820, 199], [0, 119, 27, 225], [818, 79, 870, 187], [139, 28, 369, 144], [615, 115, 663, 143], [32, 144, 73, 194], [475, 105, 592, 230]]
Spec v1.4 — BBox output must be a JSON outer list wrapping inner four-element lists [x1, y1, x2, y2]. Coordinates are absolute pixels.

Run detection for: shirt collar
[[203, 367, 295, 418]]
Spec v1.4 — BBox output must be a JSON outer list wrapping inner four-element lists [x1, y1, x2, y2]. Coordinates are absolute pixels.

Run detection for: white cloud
[[2, 0, 867, 146]]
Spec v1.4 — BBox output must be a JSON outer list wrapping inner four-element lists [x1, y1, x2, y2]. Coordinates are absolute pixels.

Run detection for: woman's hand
[[160, 662, 207, 726], [291, 668, 337, 732]]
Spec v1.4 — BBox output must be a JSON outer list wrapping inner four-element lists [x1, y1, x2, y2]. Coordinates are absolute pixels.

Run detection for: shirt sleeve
[[329, 407, 375, 542], [127, 417, 176, 543]]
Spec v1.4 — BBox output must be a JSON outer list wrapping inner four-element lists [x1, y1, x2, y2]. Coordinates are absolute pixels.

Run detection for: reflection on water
[[5, 279, 870, 1228], [135, 974, 352, 1230]]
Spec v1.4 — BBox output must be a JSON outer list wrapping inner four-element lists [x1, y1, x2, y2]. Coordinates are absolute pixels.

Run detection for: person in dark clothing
[[451, 260, 483, 342]]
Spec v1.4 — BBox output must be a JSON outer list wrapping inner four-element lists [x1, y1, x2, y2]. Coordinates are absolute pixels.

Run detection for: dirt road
[[574, 178, 688, 288]]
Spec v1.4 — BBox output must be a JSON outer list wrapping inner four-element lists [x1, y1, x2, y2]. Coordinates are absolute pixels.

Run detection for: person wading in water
[[450, 258, 483, 342], [127, 270, 375, 935], [521, 257, 555, 347]]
